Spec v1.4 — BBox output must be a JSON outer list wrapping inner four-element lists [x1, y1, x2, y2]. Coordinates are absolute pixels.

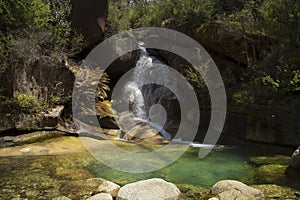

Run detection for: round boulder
[[211, 180, 265, 200], [291, 146, 300, 169], [87, 193, 113, 200], [117, 178, 181, 200]]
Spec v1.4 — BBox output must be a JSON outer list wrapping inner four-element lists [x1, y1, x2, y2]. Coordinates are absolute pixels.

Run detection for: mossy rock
[[177, 183, 209, 199], [249, 155, 291, 166], [257, 164, 287, 183], [252, 184, 300, 199]]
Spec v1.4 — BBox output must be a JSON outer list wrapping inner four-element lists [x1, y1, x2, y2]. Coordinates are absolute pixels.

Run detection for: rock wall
[[0, 56, 74, 101], [70, 0, 108, 47], [193, 22, 275, 65]]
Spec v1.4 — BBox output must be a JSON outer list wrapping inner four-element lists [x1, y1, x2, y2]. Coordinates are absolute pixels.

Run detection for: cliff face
[[70, 0, 108, 47], [0, 57, 74, 101]]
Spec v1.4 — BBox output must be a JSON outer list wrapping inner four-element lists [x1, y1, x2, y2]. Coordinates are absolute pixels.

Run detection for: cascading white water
[[123, 42, 175, 139], [125, 42, 152, 119]]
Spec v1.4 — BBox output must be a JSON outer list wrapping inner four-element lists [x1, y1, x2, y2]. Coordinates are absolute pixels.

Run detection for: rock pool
[[0, 137, 299, 199]]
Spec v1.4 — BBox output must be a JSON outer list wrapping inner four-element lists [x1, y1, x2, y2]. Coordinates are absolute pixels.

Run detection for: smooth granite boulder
[[117, 178, 181, 200], [211, 180, 265, 200]]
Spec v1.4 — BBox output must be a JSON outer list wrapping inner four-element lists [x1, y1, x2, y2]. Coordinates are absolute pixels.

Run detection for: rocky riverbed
[[0, 136, 300, 199]]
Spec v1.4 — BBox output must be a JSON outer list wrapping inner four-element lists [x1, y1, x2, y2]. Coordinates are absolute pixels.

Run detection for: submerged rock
[[211, 180, 265, 200], [20, 147, 32, 154], [253, 184, 300, 199], [55, 169, 92, 180], [117, 178, 181, 200], [291, 146, 300, 169], [62, 178, 120, 199], [257, 164, 287, 183], [249, 155, 291, 166]]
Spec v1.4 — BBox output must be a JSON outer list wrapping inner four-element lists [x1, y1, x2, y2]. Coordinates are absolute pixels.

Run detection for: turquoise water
[[0, 142, 300, 199], [87, 148, 256, 188], [85, 146, 300, 189]]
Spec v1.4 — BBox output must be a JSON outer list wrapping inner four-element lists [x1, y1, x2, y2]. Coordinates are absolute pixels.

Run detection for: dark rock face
[[0, 106, 64, 133], [0, 57, 74, 101], [102, 32, 140, 85], [219, 110, 300, 146], [0, 57, 74, 134], [70, 0, 108, 47], [105, 50, 140, 86], [291, 146, 300, 169]]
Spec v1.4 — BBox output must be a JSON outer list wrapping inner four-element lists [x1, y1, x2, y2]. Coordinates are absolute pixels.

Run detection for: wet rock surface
[[291, 146, 300, 169]]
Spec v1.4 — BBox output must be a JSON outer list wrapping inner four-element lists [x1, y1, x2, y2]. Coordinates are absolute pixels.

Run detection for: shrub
[[260, 0, 300, 47], [233, 63, 300, 110], [107, 0, 214, 34], [0, 94, 46, 114]]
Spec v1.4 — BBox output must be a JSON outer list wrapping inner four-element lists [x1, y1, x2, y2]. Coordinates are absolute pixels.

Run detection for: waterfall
[[125, 42, 152, 119], [120, 42, 174, 140]]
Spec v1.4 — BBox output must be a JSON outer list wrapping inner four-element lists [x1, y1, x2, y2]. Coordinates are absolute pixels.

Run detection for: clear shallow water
[[0, 142, 300, 199], [86, 146, 300, 189]]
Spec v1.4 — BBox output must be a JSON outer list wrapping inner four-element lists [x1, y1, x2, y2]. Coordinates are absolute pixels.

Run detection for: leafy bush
[[107, 0, 132, 34], [0, 94, 46, 114], [0, 0, 50, 31], [107, 0, 214, 34], [233, 63, 300, 109], [260, 0, 300, 47]]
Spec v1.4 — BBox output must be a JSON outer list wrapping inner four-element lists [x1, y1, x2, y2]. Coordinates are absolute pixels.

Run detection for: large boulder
[[70, 0, 108, 47], [116, 178, 181, 200], [211, 180, 265, 200], [291, 146, 300, 169], [0, 130, 64, 148], [193, 22, 275, 65], [0, 106, 64, 133]]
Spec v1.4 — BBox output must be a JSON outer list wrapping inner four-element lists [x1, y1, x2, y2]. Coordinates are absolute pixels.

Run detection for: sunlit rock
[[87, 193, 113, 200], [117, 178, 181, 200], [211, 180, 265, 200]]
